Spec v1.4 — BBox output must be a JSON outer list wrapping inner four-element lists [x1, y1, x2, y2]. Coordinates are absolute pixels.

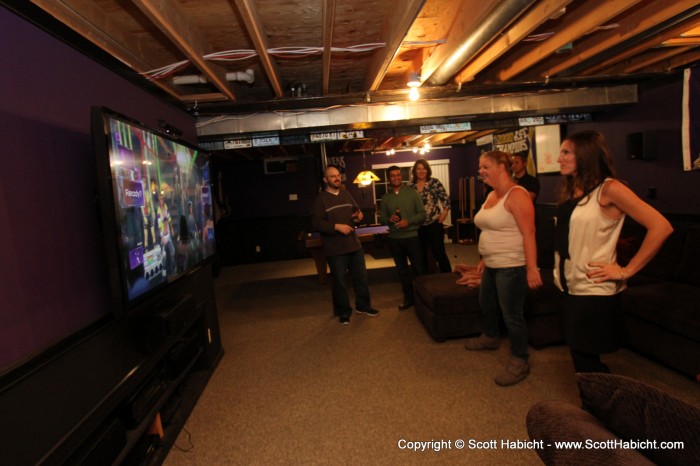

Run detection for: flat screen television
[[92, 107, 216, 312]]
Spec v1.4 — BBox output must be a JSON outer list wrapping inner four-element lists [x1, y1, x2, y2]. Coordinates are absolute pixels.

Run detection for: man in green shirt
[[379, 165, 426, 310]]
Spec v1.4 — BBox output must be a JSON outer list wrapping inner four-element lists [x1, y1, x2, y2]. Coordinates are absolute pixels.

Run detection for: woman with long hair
[[554, 130, 672, 373], [409, 159, 452, 273]]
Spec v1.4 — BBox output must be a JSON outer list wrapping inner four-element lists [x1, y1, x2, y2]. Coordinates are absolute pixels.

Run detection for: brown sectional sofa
[[413, 206, 700, 381], [413, 270, 563, 348], [619, 219, 700, 380]]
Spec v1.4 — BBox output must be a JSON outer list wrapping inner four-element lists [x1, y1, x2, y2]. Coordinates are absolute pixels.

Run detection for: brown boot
[[464, 334, 501, 351], [495, 356, 529, 386]]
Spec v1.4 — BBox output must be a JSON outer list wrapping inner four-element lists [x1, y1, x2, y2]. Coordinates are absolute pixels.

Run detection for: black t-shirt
[[514, 173, 540, 200]]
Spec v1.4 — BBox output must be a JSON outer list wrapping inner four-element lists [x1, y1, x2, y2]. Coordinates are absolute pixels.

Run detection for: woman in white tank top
[[555, 130, 672, 373], [464, 151, 542, 387]]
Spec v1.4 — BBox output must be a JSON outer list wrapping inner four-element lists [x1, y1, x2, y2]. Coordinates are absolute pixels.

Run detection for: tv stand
[[0, 263, 223, 465]]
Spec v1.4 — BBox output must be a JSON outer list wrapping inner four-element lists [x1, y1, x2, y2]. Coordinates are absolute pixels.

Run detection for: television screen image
[[93, 107, 215, 308]]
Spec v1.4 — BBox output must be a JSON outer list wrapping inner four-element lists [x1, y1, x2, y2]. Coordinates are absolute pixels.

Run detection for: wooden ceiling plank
[[131, 0, 236, 100], [31, 0, 146, 69], [663, 38, 700, 46], [364, 0, 425, 91], [427, 133, 452, 144], [322, 0, 337, 95], [31, 0, 182, 99], [421, 0, 502, 84], [455, 0, 574, 84], [498, 0, 643, 81], [581, 15, 700, 76], [180, 93, 230, 103], [442, 131, 474, 144], [231, 0, 284, 98], [658, 47, 700, 70], [622, 46, 695, 73], [543, 0, 700, 78]]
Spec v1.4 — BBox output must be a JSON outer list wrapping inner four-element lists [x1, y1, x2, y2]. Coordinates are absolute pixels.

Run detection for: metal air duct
[[426, 0, 536, 86]]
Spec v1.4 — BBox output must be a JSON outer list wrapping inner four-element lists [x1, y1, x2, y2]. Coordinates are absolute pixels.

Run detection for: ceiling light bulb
[[409, 87, 419, 101]]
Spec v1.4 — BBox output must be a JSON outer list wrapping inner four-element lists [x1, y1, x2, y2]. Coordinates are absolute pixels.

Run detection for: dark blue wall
[[538, 76, 698, 214], [0, 7, 196, 373]]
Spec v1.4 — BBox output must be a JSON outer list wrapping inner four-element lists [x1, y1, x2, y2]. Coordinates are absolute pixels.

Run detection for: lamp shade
[[353, 170, 380, 186]]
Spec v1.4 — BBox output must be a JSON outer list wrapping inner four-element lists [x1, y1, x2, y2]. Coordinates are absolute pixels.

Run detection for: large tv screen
[[92, 107, 215, 311]]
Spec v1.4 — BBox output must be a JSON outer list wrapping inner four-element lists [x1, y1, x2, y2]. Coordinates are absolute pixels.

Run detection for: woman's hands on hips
[[587, 262, 627, 283]]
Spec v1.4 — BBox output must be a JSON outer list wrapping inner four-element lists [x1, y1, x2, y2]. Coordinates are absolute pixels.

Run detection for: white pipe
[[173, 75, 207, 85], [227, 69, 254, 83], [173, 69, 254, 85]]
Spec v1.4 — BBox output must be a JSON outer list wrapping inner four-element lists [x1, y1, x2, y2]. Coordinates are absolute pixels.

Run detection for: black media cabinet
[[0, 264, 223, 466]]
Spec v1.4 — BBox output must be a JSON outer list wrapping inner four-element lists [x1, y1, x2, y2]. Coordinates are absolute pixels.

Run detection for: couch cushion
[[621, 282, 700, 337], [638, 226, 687, 281], [413, 273, 480, 316], [674, 226, 700, 287], [527, 400, 653, 465], [577, 373, 700, 466], [526, 271, 559, 317]]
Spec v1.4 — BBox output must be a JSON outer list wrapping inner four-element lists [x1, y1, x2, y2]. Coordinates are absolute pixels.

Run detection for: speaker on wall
[[626, 131, 657, 160]]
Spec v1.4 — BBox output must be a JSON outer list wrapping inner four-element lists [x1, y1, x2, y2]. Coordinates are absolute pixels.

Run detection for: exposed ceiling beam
[[420, 0, 499, 84], [663, 37, 700, 46], [131, 0, 236, 100], [322, 0, 337, 95], [542, 0, 700, 79], [364, 0, 425, 91], [180, 93, 229, 104], [31, 0, 181, 100], [425, 0, 535, 86], [497, 0, 643, 81], [580, 13, 700, 76], [647, 47, 700, 71], [463, 130, 496, 143], [231, 0, 284, 98], [454, 0, 573, 84], [621, 46, 696, 74], [441, 131, 473, 144]]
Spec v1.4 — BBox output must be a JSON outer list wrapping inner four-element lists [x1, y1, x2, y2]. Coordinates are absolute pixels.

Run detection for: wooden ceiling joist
[[232, 0, 284, 98], [131, 0, 236, 100], [497, 0, 642, 81]]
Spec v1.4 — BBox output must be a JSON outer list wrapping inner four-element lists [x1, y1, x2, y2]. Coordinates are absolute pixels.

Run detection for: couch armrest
[[526, 400, 654, 465]]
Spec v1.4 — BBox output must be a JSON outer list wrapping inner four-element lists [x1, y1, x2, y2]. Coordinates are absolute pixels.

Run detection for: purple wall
[[217, 157, 321, 219], [342, 145, 481, 211], [0, 7, 196, 373], [538, 77, 699, 214]]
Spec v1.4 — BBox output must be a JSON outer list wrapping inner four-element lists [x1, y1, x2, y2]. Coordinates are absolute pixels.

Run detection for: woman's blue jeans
[[479, 266, 529, 360]]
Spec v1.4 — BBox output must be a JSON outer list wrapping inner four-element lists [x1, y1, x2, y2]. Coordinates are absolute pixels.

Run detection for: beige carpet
[[164, 249, 699, 466]]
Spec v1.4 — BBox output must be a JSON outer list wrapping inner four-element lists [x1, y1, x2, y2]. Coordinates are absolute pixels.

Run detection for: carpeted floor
[[163, 249, 699, 465]]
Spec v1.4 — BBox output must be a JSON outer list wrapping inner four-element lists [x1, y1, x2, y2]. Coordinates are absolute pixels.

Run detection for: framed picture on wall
[[535, 125, 561, 173]]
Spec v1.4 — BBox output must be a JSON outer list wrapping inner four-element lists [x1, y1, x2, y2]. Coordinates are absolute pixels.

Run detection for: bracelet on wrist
[[620, 267, 627, 282]]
